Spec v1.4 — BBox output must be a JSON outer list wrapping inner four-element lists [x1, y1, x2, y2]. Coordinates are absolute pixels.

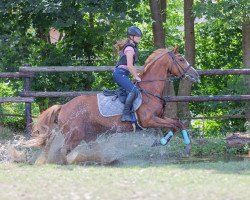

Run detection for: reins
[[138, 76, 181, 83], [138, 86, 166, 102]]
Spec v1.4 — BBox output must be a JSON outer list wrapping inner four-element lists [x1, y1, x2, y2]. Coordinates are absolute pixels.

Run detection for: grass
[[0, 127, 249, 199], [0, 126, 17, 140], [0, 160, 249, 200]]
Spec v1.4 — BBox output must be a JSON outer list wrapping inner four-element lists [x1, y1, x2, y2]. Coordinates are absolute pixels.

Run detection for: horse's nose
[[192, 74, 200, 83], [187, 73, 200, 83], [191, 68, 200, 82]]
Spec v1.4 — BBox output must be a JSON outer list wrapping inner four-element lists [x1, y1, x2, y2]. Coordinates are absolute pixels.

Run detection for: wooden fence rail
[[19, 91, 250, 102], [0, 97, 34, 103], [0, 72, 34, 78], [163, 95, 250, 102], [1, 67, 250, 136], [19, 66, 250, 76]]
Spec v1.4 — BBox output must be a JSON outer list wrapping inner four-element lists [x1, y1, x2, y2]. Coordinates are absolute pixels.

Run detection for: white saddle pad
[[97, 92, 142, 117]]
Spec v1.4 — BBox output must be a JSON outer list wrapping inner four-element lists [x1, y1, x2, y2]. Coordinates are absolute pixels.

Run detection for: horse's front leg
[[155, 116, 190, 144], [143, 115, 185, 132], [163, 116, 187, 131], [143, 115, 191, 155]]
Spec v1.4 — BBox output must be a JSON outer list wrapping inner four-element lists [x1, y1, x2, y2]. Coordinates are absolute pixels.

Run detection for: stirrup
[[121, 111, 137, 122], [121, 114, 132, 122]]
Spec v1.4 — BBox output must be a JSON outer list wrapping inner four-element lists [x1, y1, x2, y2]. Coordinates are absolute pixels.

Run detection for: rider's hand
[[135, 76, 141, 82]]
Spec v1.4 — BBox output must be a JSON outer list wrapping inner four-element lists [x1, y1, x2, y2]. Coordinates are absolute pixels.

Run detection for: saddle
[[97, 88, 142, 118], [103, 87, 128, 104], [97, 88, 145, 131]]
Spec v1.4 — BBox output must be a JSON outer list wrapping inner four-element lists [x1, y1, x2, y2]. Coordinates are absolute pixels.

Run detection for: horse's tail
[[25, 105, 62, 148]]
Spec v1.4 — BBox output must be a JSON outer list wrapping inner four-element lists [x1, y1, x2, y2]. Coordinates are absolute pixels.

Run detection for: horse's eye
[[179, 58, 184, 62]]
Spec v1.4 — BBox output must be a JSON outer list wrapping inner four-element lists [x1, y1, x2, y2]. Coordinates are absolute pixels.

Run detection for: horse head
[[168, 47, 199, 82]]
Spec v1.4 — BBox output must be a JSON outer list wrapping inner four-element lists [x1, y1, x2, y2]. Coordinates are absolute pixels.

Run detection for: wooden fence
[[1, 65, 250, 135]]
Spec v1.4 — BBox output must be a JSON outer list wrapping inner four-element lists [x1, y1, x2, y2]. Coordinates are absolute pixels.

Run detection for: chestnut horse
[[26, 48, 199, 159]]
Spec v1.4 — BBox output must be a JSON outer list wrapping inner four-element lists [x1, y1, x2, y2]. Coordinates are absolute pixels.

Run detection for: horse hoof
[[183, 144, 191, 157], [105, 159, 121, 166], [151, 139, 161, 147]]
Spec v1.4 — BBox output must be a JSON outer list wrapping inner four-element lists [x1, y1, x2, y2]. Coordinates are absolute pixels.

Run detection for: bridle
[[139, 49, 193, 83], [137, 49, 194, 103], [167, 51, 193, 80]]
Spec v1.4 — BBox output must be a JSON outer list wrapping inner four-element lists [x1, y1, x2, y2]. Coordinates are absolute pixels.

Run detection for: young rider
[[113, 26, 142, 122]]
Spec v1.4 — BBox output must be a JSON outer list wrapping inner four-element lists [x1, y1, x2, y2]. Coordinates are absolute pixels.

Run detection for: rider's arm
[[126, 50, 141, 81]]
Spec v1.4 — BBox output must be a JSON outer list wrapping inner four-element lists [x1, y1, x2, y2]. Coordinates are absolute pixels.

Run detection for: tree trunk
[[160, 0, 167, 24], [243, 21, 250, 121], [163, 80, 178, 118], [149, 0, 165, 48], [177, 0, 195, 123], [149, 0, 177, 118]]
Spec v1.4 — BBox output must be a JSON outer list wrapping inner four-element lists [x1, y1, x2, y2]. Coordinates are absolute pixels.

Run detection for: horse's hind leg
[[34, 132, 66, 165], [59, 127, 89, 164]]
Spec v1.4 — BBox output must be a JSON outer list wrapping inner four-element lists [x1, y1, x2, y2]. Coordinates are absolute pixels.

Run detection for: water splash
[[66, 129, 184, 165], [1, 128, 185, 165], [0, 135, 28, 163]]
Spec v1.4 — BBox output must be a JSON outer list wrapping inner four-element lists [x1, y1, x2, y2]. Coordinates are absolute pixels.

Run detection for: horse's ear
[[173, 45, 179, 54]]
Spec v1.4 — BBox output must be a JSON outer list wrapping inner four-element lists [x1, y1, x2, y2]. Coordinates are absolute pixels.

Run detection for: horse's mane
[[140, 48, 171, 76]]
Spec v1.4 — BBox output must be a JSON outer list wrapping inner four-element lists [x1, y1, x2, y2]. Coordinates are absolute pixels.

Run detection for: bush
[[190, 138, 247, 157]]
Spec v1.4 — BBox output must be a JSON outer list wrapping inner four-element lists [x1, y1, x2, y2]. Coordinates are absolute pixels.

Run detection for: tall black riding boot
[[121, 91, 137, 122]]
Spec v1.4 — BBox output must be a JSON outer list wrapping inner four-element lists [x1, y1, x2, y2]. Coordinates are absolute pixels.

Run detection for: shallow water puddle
[[1, 129, 247, 165]]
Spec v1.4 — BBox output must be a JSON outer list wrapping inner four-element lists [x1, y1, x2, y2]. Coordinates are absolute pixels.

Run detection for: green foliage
[[190, 17, 246, 134], [190, 138, 245, 157], [0, 125, 17, 140], [194, 0, 250, 23], [0, 0, 147, 129], [0, 79, 40, 131], [0, 101, 26, 130], [0, 81, 25, 130], [166, 0, 184, 48], [245, 121, 250, 133], [0, 82, 13, 97]]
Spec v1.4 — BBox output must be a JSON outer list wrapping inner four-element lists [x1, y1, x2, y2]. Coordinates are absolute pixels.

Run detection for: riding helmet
[[127, 26, 143, 37]]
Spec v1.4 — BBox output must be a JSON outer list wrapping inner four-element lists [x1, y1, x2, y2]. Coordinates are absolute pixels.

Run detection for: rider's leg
[[113, 68, 139, 122], [121, 88, 137, 122]]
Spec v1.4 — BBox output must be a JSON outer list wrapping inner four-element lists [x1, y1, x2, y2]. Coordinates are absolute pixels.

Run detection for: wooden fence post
[[23, 64, 32, 137]]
